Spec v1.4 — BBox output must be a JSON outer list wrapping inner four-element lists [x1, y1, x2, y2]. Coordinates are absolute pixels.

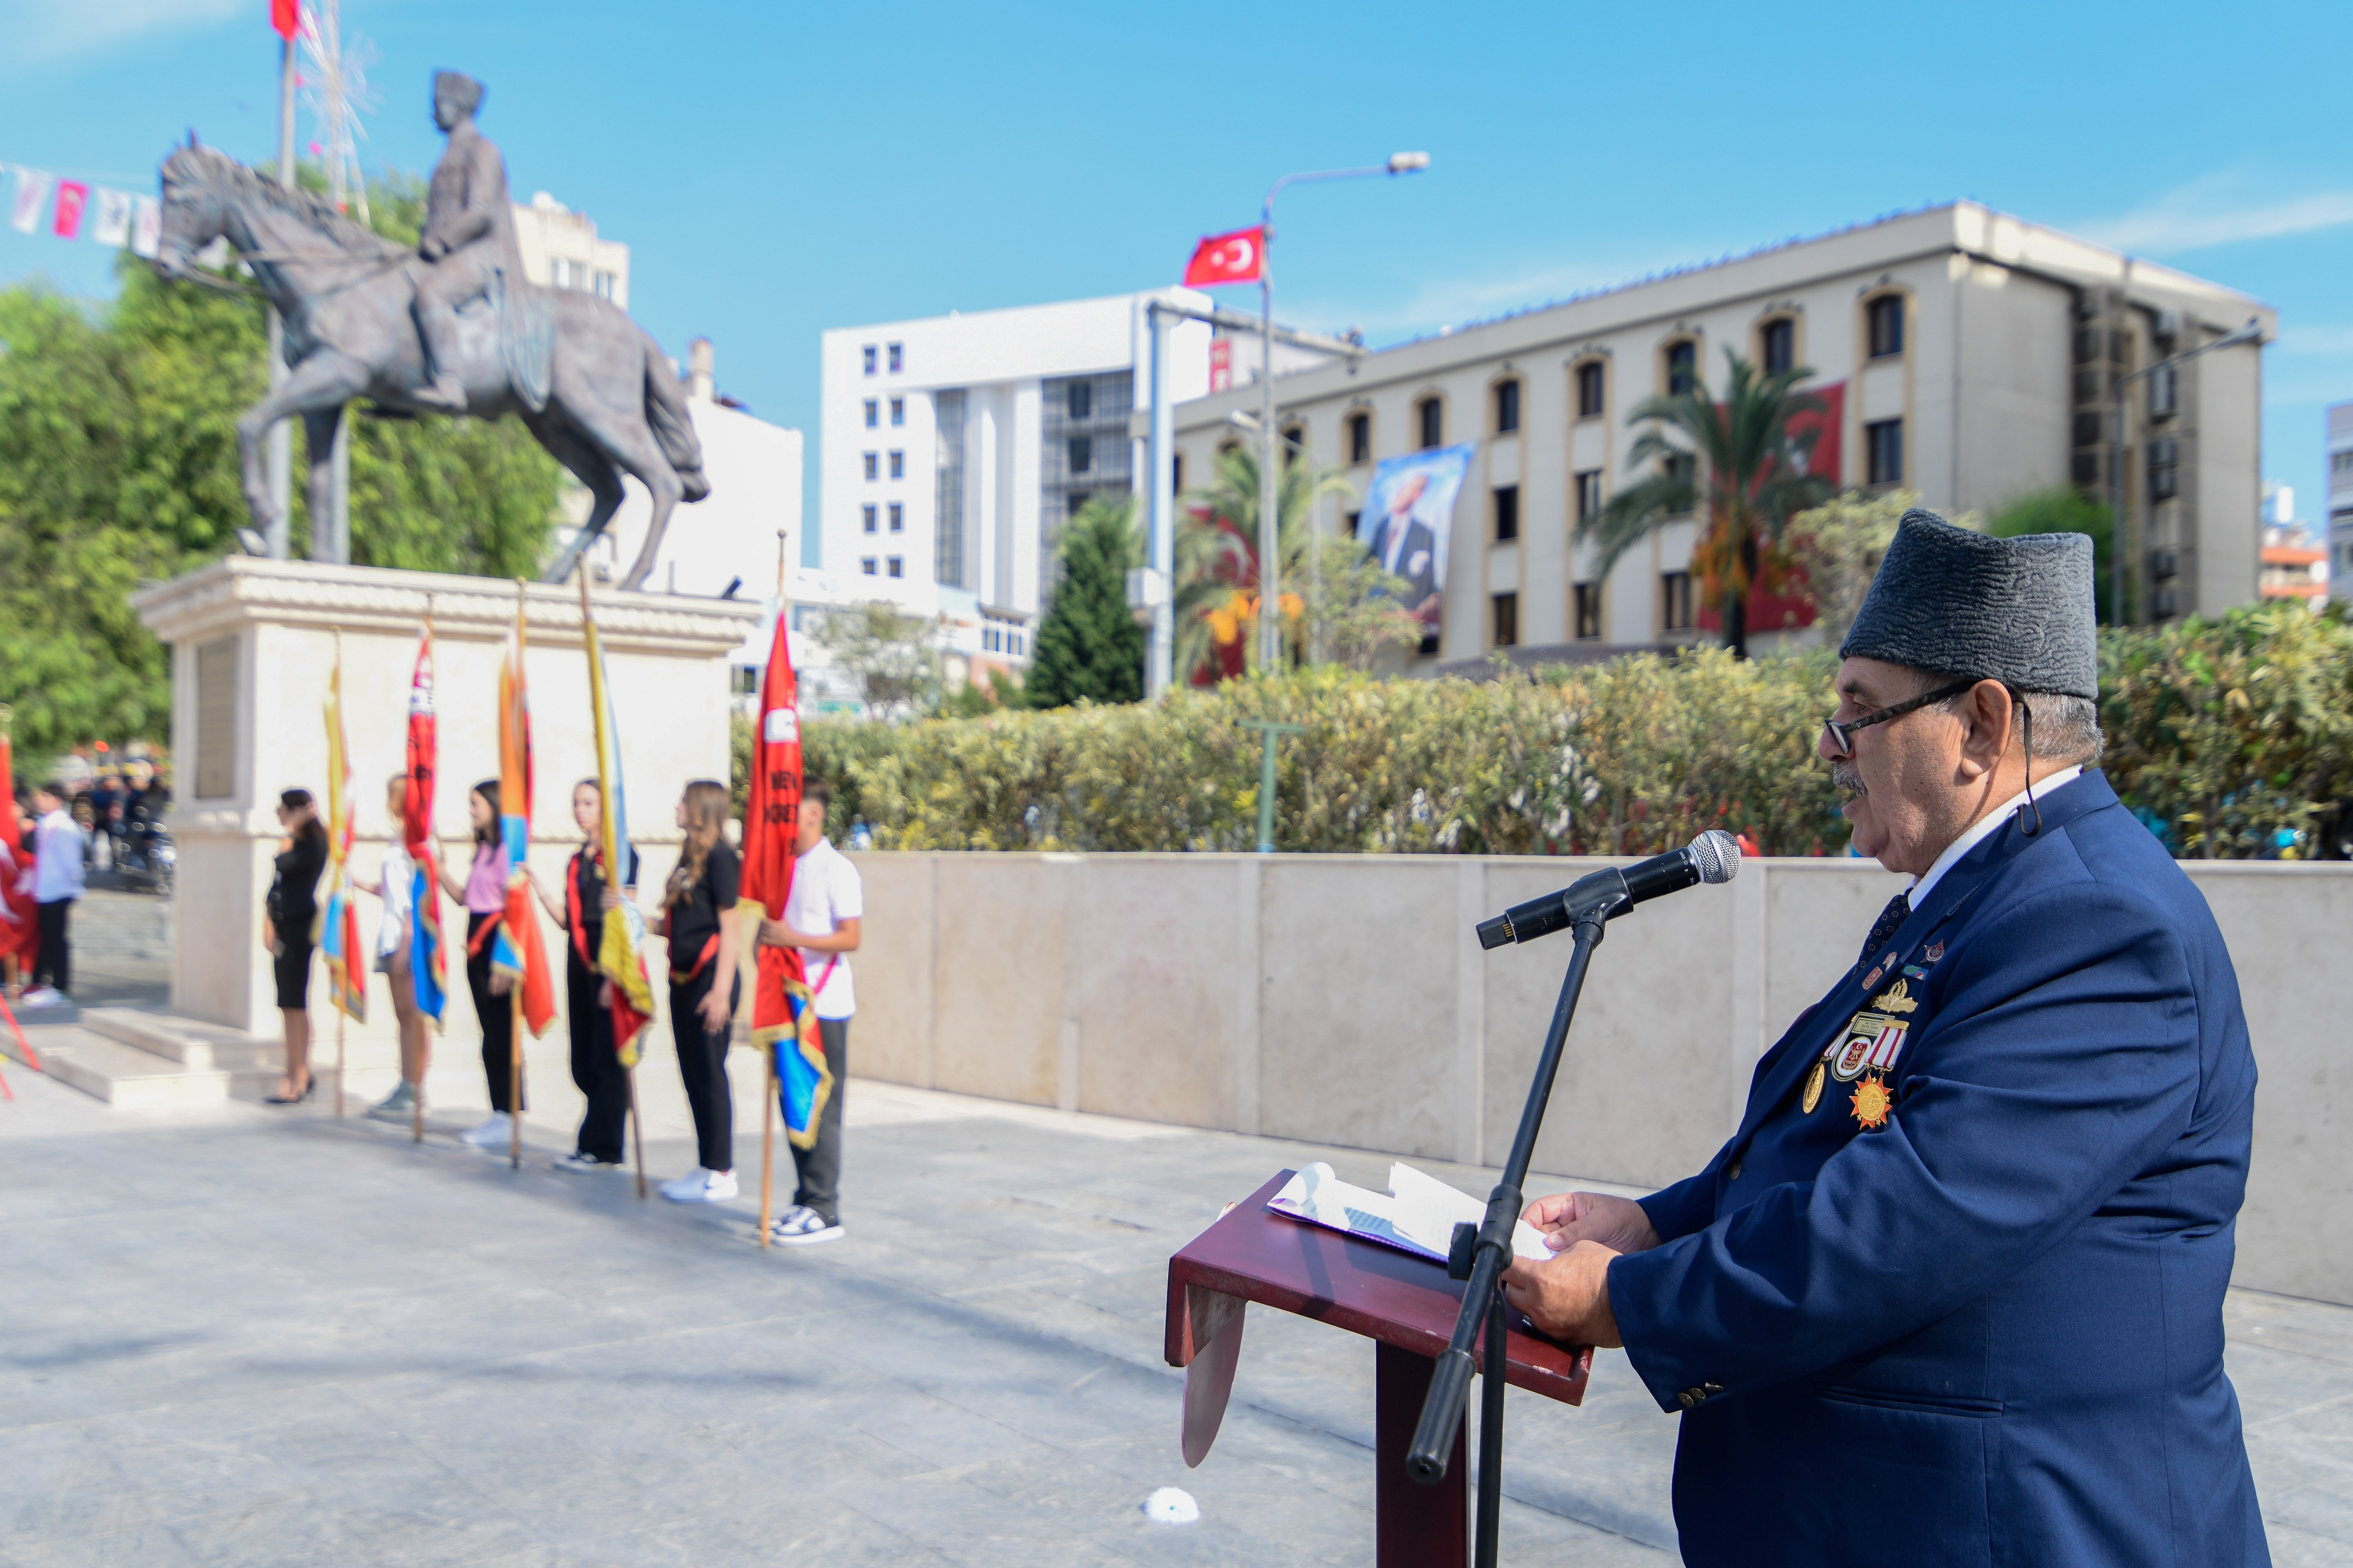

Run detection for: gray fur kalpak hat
[[1839, 508, 2098, 700]]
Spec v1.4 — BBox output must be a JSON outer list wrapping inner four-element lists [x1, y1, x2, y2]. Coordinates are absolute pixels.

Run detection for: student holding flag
[[651, 780, 741, 1203], [435, 781, 519, 1147], [525, 779, 639, 1173], [358, 774, 432, 1124], [757, 778, 860, 1246]]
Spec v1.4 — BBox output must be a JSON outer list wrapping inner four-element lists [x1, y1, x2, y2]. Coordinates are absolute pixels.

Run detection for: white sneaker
[[458, 1112, 513, 1148], [769, 1204, 843, 1247], [18, 986, 62, 1009], [661, 1167, 737, 1203]]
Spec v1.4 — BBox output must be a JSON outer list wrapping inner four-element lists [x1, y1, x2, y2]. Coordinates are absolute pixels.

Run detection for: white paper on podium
[[1265, 1161, 1553, 1264]]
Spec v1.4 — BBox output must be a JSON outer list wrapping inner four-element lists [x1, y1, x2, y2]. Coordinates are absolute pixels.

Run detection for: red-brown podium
[[1166, 1171, 1592, 1566]]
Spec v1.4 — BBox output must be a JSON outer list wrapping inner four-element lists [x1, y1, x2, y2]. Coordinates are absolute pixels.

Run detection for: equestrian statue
[[155, 71, 707, 590]]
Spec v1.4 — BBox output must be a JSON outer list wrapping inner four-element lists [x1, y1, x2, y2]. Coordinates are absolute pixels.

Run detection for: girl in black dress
[[525, 779, 641, 1173], [649, 780, 740, 1203], [264, 788, 327, 1104]]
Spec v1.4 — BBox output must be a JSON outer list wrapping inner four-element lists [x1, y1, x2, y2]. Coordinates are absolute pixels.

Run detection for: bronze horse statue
[[154, 143, 707, 589]]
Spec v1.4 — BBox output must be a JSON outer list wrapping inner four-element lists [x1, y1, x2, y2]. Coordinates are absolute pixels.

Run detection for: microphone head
[[1688, 829, 1741, 884]]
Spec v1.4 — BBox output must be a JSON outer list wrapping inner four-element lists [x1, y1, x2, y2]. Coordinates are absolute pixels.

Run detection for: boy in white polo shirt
[[758, 778, 862, 1246]]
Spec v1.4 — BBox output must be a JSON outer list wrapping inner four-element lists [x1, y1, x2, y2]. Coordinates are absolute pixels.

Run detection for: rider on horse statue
[[413, 71, 522, 414]]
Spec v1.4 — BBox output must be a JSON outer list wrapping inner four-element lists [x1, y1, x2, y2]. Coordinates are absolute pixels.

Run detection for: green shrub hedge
[[792, 603, 2353, 860]]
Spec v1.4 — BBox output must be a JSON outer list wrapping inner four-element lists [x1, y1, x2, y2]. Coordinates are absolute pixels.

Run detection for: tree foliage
[[1303, 533, 1424, 670], [1787, 489, 1982, 648], [1024, 496, 1144, 708], [813, 599, 946, 721], [1990, 485, 2116, 625], [1582, 349, 1832, 658], [1175, 442, 1355, 681], [0, 167, 564, 753]]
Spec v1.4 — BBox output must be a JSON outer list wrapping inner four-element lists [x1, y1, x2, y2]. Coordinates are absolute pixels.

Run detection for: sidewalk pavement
[[2, 1056, 2349, 1566]]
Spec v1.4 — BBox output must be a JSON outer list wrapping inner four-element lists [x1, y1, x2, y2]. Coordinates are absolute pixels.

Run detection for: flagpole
[[511, 580, 526, 1171], [417, 599, 433, 1144], [576, 565, 650, 1202], [758, 531, 788, 1248]]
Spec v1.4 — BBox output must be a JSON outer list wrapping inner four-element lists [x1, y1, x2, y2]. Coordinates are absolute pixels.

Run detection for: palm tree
[[1579, 349, 1832, 659], [1174, 442, 1354, 683]]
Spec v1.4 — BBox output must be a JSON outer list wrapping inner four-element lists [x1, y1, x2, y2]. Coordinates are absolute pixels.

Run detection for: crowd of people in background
[[5, 762, 174, 1011]]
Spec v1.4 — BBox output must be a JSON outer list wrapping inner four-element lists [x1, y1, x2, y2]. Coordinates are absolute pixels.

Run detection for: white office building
[[818, 290, 1236, 679], [1173, 201, 2274, 669], [2328, 403, 2353, 581], [512, 191, 627, 307]]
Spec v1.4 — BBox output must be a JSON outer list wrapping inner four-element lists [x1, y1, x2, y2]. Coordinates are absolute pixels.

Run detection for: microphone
[[1477, 830, 1740, 950]]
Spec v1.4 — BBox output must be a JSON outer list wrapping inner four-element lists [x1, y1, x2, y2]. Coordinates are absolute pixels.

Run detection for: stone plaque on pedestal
[[132, 557, 760, 1068]]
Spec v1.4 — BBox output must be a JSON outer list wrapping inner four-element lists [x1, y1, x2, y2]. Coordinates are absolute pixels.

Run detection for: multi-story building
[[1171, 202, 2274, 668], [2259, 484, 2328, 607], [2328, 403, 2353, 580], [817, 290, 1228, 670], [512, 191, 627, 308]]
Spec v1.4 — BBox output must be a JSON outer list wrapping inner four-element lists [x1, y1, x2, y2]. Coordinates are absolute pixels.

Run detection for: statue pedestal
[[132, 558, 760, 1074]]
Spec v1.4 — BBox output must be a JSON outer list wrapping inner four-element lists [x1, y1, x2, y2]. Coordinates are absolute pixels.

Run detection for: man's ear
[[1955, 679, 2013, 780]]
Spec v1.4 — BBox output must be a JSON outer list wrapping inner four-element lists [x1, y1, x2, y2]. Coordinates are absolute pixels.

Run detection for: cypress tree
[[1025, 497, 1146, 708]]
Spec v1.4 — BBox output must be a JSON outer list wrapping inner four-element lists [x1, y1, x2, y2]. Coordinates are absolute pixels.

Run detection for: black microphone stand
[[1406, 869, 1631, 1567]]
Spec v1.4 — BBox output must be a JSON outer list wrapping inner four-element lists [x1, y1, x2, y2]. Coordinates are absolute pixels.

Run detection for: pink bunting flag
[[51, 181, 88, 239]]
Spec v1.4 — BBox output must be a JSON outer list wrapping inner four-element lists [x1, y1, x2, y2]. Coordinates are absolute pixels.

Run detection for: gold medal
[[1851, 1073, 1893, 1131], [1802, 1059, 1826, 1114]]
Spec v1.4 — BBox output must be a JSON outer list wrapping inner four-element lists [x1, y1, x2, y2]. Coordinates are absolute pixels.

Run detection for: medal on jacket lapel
[[1851, 1072, 1893, 1130], [1802, 1059, 1826, 1114]]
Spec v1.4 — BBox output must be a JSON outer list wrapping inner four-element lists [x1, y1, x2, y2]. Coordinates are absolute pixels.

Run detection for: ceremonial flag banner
[[0, 713, 36, 974], [1184, 225, 1264, 287], [9, 168, 52, 235], [403, 624, 447, 1026], [130, 196, 162, 259], [51, 181, 87, 240], [319, 652, 367, 1023], [741, 605, 829, 1149], [493, 598, 555, 1037], [271, 0, 301, 39], [91, 189, 132, 248], [581, 592, 655, 1066]]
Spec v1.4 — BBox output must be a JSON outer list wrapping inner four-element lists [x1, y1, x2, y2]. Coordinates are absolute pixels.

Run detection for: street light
[[1255, 153, 1430, 674], [2108, 315, 2264, 625]]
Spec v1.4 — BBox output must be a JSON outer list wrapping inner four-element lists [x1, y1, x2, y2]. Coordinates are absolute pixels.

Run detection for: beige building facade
[[1171, 202, 2274, 666], [512, 191, 628, 309]]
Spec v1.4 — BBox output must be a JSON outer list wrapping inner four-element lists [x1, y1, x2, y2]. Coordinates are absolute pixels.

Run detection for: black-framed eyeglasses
[[1821, 680, 1978, 758]]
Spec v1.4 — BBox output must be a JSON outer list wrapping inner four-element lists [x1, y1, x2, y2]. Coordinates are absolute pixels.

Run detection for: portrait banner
[[1354, 441, 1478, 643]]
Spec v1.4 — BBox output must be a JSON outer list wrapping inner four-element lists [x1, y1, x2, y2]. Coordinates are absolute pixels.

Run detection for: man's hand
[[758, 916, 814, 949], [1502, 1240, 1623, 1347], [1522, 1191, 1661, 1256]]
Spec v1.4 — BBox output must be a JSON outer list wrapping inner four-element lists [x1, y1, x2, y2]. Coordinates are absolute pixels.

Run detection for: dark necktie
[[1857, 890, 1911, 972]]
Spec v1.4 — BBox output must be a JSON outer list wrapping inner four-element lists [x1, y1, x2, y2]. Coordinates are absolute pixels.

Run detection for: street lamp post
[[2108, 316, 2263, 625], [1256, 152, 1428, 673]]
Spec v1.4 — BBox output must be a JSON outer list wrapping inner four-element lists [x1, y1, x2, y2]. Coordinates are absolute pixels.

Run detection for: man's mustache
[[1832, 762, 1867, 797]]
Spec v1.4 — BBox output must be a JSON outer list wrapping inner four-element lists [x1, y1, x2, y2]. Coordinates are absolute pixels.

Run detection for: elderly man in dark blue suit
[[1503, 509, 2267, 1566]]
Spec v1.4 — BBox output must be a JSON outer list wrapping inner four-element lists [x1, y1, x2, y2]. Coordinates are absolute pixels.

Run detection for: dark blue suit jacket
[[1610, 772, 2267, 1566]]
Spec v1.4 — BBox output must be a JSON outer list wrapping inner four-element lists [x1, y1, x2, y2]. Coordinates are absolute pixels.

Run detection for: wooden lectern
[[1166, 1171, 1592, 1566]]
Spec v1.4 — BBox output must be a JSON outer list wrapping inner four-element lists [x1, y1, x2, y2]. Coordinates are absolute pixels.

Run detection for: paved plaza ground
[[2, 1043, 2351, 1567]]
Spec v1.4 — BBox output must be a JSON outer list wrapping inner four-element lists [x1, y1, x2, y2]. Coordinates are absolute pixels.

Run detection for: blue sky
[[4, 0, 2349, 564]]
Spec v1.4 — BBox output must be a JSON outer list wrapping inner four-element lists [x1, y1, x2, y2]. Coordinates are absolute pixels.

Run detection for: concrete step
[[80, 1007, 278, 1072], [33, 1028, 234, 1110]]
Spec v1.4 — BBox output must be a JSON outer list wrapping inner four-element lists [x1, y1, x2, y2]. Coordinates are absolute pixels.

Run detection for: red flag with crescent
[[1184, 226, 1264, 288]]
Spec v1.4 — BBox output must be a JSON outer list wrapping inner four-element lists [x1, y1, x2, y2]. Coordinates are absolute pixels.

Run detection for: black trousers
[[671, 964, 739, 1173], [466, 912, 521, 1114], [791, 1017, 850, 1224], [34, 899, 71, 992], [567, 954, 629, 1163]]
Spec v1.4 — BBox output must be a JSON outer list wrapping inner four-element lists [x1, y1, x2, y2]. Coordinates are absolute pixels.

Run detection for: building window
[[1417, 397, 1443, 449], [1494, 379, 1520, 435], [861, 504, 878, 534], [890, 397, 906, 426], [1493, 485, 1519, 542], [887, 557, 904, 578], [1868, 295, 1904, 358], [1069, 435, 1092, 474], [888, 502, 904, 532], [1665, 452, 1697, 500], [1280, 424, 1305, 467], [1662, 571, 1694, 631], [862, 345, 877, 376], [1575, 470, 1603, 522], [1069, 489, 1092, 519], [1491, 592, 1519, 649], [887, 342, 903, 373], [860, 557, 878, 575], [2148, 365, 2176, 420], [1172, 452, 1185, 494], [862, 452, 878, 481], [1574, 582, 1601, 640], [1866, 419, 1903, 486], [1347, 410, 1371, 464], [888, 451, 904, 479], [1665, 340, 1697, 397], [2149, 437, 2179, 500], [1576, 360, 1605, 419], [1068, 380, 1092, 419], [863, 399, 878, 428], [2333, 451, 2353, 475], [1761, 318, 1794, 377]]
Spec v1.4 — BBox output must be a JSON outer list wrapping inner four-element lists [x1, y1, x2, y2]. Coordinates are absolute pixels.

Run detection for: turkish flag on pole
[[1184, 226, 1264, 287], [271, 0, 301, 39]]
